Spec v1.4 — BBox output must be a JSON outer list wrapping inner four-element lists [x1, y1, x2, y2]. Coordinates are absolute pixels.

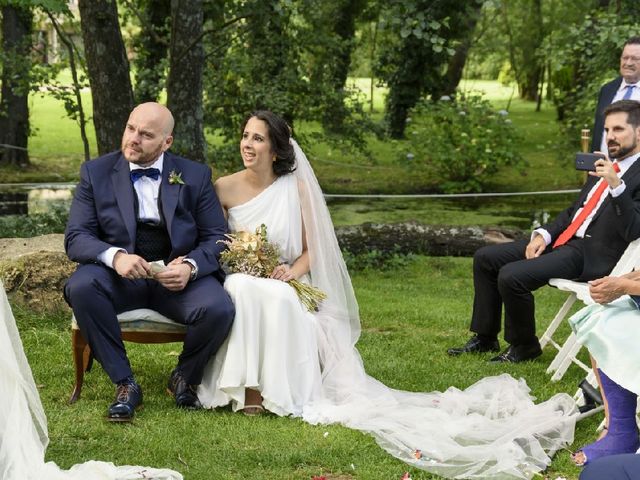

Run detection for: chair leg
[[69, 329, 90, 404]]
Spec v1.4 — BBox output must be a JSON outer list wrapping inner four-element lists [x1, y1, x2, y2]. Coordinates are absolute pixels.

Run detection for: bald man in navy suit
[[64, 103, 234, 421]]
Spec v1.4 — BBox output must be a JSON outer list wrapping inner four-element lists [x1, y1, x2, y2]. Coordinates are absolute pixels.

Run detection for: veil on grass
[[292, 139, 578, 479], [0, 283, 183, 480]]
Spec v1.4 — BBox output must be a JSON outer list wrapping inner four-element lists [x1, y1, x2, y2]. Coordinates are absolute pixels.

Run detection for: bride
[[0, 282, 183, 480], [198, 110, 578, 479]]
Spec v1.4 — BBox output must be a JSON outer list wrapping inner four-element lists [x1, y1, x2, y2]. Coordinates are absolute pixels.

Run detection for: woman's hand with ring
[[270, 264, 294, 282]]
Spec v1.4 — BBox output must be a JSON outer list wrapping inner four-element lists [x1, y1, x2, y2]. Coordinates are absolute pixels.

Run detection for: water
[[0, 183, 74, 216]]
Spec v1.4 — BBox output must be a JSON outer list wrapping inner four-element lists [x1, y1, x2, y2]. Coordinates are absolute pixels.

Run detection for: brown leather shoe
[[167, 368, 202, 410]]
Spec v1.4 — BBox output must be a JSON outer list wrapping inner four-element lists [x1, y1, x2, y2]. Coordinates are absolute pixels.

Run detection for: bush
[[0, 204, 69, 238], [403, 94, 525, 193]]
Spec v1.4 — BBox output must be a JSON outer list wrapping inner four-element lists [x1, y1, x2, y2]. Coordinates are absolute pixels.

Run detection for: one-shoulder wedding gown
[[198, 140, 578, 479]]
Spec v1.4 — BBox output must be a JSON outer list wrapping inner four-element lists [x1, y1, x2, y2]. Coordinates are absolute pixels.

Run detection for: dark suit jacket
[[543, 156, 640, 280], [591, 76, 622, 152], [65, 151, 227, 280]]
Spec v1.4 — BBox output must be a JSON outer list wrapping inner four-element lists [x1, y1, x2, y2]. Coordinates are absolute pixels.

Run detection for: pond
[[0, 183, 74, 216], [0, 183, 580, 233]]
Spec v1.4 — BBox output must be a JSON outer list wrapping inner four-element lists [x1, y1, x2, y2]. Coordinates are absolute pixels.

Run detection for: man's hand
[[155, 263, 192, 291], [589, 276, 625, 304], [525, 234, 546, 259], [113, 252, 152, 279], [591, 155, 620, 189]]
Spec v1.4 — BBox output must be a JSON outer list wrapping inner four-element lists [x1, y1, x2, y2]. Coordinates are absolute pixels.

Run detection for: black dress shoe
[[108, 382, 143, 422], [489, 342, 542, 363], [168, 368, 202, 410], [447, 335, 500, 356]]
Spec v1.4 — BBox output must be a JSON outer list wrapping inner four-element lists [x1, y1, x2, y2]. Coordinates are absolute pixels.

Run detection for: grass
[[6, 79, 602, 479], [15, 256, 593, 479]]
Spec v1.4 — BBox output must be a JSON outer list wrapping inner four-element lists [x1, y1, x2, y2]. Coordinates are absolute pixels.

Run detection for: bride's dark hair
[[242, 110, 296, 176]]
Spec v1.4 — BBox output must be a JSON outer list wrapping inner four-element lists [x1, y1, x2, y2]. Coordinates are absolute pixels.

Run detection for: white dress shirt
[[97, 155, 164, 268]]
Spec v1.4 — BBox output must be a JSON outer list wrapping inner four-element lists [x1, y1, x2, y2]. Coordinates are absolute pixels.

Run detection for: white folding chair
[[541, 238, 640, 381]]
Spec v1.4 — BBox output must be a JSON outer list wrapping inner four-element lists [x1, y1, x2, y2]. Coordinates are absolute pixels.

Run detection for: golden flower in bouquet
[[218, 224, 327, 312]]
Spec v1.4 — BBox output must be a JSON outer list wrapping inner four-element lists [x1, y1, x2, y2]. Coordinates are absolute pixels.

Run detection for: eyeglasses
[[621, 56, 640, 63]]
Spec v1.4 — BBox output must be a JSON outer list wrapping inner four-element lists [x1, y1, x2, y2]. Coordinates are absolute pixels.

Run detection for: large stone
[[0, 234, 72, 311], [0, 225, 525, 311]]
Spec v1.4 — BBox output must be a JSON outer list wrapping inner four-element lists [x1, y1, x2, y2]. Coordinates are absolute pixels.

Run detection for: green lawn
[[17, 256, 591, 479]]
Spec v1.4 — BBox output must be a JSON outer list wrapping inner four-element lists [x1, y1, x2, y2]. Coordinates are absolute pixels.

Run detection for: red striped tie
[[553, 162, 620, 248]]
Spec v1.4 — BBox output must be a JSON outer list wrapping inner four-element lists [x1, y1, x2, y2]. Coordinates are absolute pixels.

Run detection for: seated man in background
[[448, 100, 640, 363]]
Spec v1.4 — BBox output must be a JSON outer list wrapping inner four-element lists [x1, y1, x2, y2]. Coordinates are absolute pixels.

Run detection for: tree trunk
[[321, 0, 364, 132], [166, 0, 206, 162], [78, 0, 134, 156], [385, 37, 427, 139], [440, 1, 483, 97], [133, 0, 171, 103], [0, 5, 32, 167]]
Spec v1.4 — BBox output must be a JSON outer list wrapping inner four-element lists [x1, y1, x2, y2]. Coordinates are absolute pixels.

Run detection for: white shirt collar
[[619, 79, 638, 91], [129, 153, 164, 173], [616, 151, 640, 170]]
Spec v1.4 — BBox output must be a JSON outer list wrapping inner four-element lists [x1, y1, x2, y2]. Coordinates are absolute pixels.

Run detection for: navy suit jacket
[[591, 76, 622, 152], [65, 151, 227, 280], [542, 155, 640, 280]]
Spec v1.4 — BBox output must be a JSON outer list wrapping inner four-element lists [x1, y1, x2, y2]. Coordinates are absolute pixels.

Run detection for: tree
[[307, 0, 367, 132], [0, 3, 32, 167], [166, 0, 206, 162], [78, 0, 133, 155], [125, 0, 171, 103], [378, 0, 482, 138], [439, 1, 484, 98], [500, 0, 544, 101]]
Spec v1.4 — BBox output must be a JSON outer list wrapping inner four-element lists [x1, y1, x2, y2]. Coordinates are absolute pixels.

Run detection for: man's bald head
[[121, 103, 175, 166]]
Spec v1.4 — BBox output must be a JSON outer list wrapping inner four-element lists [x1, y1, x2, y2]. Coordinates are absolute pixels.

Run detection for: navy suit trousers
[[65, 264, 234, 385]]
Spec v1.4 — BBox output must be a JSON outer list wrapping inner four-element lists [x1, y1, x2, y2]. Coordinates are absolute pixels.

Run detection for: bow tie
[[130, 168, 161, 182]]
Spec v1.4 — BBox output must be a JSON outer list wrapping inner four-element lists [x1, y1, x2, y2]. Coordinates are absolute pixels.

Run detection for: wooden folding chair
[[69, 309, 187, 404]]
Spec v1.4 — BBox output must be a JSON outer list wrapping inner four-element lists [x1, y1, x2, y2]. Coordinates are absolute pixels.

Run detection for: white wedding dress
[[198, 174, 322, 415], [0, 283, 183, 480], [198, 140, 579, 479]]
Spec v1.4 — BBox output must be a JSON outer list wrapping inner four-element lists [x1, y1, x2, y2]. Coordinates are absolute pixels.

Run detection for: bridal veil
[[292, 139, 578, 479], [0, 283, 183, 480]]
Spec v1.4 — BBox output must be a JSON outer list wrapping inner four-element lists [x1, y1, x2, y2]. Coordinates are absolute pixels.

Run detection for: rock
[[334, 222, 525, 257], [0, 234, 73, 311], [0, 224, 525, 311]]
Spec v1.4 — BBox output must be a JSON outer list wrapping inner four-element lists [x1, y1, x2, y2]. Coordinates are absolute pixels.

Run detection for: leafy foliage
[[0, 203, 68, 238], [546, 11, 639, 146], [404, 94, 524, 193]]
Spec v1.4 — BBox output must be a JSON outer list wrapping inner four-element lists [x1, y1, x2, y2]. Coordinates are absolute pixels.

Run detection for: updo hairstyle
[[241, 110, 296, 176]]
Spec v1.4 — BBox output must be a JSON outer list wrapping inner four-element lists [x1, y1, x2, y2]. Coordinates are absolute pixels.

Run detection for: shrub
[[403, 94, 525, 193], [0, 204, 69, 238]]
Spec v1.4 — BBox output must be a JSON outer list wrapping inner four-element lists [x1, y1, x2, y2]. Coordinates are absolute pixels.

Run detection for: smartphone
[[575, 152, 605, 171]]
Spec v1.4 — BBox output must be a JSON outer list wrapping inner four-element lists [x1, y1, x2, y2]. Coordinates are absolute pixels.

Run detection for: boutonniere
[[168, 169, 184, 185]]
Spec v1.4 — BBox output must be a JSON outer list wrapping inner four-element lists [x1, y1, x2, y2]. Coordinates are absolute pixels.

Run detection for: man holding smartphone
[[448, 100, 640, 363]]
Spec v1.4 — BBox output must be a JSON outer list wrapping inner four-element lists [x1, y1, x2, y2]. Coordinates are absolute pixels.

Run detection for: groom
[[64, 102, 234, 421]]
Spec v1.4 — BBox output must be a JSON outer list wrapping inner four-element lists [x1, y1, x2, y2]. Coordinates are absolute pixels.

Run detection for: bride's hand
[[270, 264, 295, 282]]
